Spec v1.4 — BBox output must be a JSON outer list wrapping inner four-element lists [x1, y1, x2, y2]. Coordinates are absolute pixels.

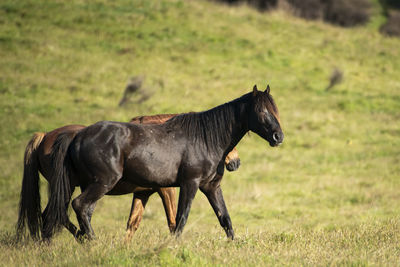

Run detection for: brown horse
[[17, 114, 241, 241]]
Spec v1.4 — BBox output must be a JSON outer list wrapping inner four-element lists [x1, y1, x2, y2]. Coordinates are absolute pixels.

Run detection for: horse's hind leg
[[125, 191, 153, 242], [42, 186, 81, 239], [72, 182, 117, 240], [43, 206, 80, 238]]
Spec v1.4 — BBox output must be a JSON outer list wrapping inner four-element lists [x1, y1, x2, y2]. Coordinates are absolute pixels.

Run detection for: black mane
[[166, 93, 252, 151]]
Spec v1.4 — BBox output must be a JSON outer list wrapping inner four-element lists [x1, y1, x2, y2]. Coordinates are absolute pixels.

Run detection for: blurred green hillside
[[0, 0, 399, 265]]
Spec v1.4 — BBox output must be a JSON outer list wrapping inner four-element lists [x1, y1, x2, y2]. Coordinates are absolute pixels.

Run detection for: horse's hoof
[[75, 231, 93, 243], [168, 224, 176, 234], [41, 237, 52, 245], [226, 229, 235, 240]]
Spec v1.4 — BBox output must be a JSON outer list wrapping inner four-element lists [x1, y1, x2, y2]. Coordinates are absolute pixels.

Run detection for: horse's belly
[[106, 180, 154, 195], [123, 156, 180, 187]]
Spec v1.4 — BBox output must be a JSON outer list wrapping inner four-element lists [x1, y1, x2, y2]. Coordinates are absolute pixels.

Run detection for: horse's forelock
[[254, 91, 280, 124], [266, 94, 280, 123]]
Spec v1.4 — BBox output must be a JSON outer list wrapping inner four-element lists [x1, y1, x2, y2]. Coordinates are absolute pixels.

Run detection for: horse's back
[[41, 125, 85, 155], [130, 114, 176, 124]]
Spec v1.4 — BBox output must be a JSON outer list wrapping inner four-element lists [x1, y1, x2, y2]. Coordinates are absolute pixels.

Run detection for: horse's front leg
[[200, 183, 234, 240], [173, 179, 200, 237], [157, 188, 177, 233]]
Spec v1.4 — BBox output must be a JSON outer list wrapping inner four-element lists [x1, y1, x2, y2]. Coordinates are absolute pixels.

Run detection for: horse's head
[[248, 84, 284, 147]]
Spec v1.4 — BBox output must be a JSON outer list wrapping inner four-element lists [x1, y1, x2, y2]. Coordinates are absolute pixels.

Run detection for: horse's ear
[[264, 84, 270, 94], [253, 85, 258, 96]]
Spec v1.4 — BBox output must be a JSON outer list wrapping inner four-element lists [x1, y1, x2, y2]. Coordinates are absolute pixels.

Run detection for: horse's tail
[[17, 132, 46, 240], [42, 131, 76, 240]]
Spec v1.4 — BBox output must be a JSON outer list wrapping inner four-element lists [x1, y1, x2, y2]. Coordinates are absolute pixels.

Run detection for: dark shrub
[[214, 0, 372, 27], [247, 0, 278, 11], [213, 0, 278, 11], [380, 11, 400, 37], [285, 0, 326, 20], [324, 0, 371, 27], [283, 0, 371, 27], [384, 0, 400, 9]]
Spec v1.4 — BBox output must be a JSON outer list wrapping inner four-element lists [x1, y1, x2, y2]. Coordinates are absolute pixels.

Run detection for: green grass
[[1, 0, 399, 265]]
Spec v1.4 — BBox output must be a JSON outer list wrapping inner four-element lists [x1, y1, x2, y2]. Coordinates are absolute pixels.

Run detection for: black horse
[[42, 85, 283, 241]]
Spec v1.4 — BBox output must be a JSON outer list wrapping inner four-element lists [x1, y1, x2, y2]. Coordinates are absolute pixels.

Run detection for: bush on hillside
[[380, 11, 400, 37], [213, 0, 278, 11], [382, 0, 400, 9], [247, 0, 278, 11], [285, 0, 325, 20], [215, 0, 371, 27], [284, 0, 371, 27], [324, 0, 371, 27]]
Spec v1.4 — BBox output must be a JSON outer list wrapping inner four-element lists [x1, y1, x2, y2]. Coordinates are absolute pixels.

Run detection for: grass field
[[1, 0, 399, 265]]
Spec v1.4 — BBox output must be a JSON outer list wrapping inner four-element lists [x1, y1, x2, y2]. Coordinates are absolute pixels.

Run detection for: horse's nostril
[[273, 132, 279, 142]]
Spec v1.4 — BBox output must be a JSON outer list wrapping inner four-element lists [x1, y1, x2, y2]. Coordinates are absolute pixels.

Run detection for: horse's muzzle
[[270, 131, 284, 147], [226, 158, 240, 172]]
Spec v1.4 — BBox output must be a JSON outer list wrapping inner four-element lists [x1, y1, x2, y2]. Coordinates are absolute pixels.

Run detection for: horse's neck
[[165, 94, 250, 156], [215, 100, 249, 155]]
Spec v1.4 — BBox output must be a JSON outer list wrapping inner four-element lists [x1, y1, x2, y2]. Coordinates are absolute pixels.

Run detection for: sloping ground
[[0, 0, 399, 265]]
